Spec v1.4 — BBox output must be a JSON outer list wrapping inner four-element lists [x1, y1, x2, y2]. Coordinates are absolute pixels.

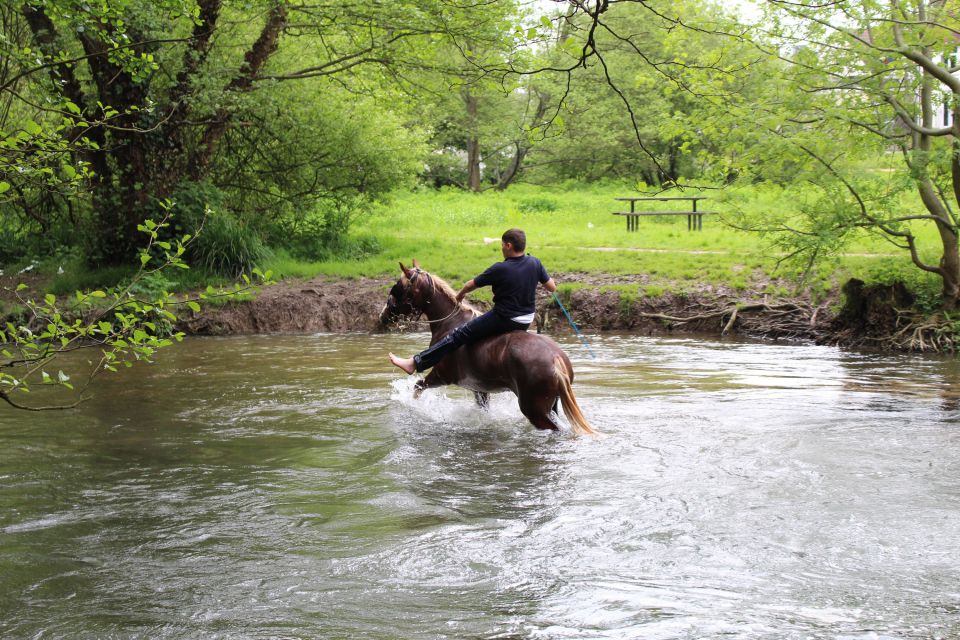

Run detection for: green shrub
[[0, 300, 28, 324], [163, 180, 268, 277], [128, 271, 176, 300], [170, 181, 225, 236], [517, 196, 559, 213], [0, 216, 83, 264], [47, 262, 132, 296], [188, 211, 268, 277]]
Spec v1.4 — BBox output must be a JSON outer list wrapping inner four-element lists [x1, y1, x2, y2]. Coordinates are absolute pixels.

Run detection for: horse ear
[[412, 258, 420, 269], [399, 261, 413, 277]]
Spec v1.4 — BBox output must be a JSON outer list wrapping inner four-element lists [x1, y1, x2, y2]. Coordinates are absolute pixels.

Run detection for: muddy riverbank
[[177, 273, 837, 344]]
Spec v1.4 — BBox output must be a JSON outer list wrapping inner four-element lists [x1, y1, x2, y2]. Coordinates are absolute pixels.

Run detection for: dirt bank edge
[[177, 274, 833, 343]]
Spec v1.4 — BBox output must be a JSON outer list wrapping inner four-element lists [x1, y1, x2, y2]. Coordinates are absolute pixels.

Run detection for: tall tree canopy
[[1, 0, 518, 266], [711, 0, 960, 306]]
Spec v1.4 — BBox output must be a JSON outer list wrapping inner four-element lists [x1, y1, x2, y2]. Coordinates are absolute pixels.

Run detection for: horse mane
[[428, 272, 480, 316]]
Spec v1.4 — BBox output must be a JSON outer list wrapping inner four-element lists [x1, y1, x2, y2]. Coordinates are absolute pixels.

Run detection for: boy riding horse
[[388, 228, 557, 374]]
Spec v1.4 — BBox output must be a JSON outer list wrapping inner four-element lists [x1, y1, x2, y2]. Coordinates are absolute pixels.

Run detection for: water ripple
[[1, 334, 958, 639]]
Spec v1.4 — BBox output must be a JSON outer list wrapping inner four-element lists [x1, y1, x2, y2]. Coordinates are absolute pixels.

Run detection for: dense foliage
[[717, 0, 960, 306], [0, 0, 491, 270]]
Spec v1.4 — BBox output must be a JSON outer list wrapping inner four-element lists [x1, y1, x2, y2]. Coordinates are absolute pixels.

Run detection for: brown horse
[[380, 260, 596, 435]]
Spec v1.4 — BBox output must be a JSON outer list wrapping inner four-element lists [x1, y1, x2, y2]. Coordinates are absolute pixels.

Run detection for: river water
[[1, 333, 958, 639]]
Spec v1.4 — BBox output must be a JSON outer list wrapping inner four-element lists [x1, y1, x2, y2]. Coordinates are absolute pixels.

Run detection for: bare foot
[[389, 353, 416, 375]]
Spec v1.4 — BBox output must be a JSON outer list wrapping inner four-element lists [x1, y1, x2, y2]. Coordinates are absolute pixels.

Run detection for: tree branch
[[190, 2, 287, 179]]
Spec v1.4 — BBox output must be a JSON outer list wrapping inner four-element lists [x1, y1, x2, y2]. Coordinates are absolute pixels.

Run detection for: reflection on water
[[1, 333, 959, 639]]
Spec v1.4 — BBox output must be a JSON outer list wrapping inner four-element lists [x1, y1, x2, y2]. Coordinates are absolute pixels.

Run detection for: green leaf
[[0, 181, 10, 194], [45, 293, 56, 306], [90, 290, 107, 298], [186, 301, 201, 313]]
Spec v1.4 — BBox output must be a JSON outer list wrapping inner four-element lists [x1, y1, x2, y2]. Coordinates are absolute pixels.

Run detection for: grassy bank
[[6, 182, 945, 306], [263, 182, 940, 302]]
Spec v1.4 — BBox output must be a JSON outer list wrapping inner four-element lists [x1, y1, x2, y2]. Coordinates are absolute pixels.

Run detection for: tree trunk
[[495, 91, 548, 191], [464, 90, 481, 192], [495, 143, 525, 191], [190, 3, 286, 180], [938, 230, 960, 306], [916, 66, 960, 306]]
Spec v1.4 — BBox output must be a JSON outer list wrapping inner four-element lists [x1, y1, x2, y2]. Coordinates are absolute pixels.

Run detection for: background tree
[[490, 0, 763, 187], [1, 0, 505, 269], [717, 0, 960, 306], [409, 4, 554, 192]]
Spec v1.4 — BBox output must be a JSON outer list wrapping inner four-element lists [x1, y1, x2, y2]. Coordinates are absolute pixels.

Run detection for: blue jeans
[[414, 310, 529, 372]]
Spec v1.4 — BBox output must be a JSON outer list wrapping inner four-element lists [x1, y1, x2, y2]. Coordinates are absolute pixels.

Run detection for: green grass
[[9, 181, 949, 303], [255, 181, 925, 295]]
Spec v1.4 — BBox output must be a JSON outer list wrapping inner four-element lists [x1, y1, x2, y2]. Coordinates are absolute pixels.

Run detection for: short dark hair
[[502, 228, 526, 252]]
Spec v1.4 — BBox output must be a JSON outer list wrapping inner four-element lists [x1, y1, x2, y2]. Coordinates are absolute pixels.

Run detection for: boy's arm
[[456, 279, 478, 302]]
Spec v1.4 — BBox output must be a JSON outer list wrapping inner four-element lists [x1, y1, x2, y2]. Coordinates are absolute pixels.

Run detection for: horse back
[[442, 331, 571, 393]]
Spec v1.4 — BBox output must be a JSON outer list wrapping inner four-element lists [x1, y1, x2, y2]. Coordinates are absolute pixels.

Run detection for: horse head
[[379, 259, 433, 326]]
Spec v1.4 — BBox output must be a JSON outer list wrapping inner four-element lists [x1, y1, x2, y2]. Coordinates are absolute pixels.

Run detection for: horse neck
[[421, 289, 457, 333], [421, 289, 470, 340], [431, 308, 474, 340]]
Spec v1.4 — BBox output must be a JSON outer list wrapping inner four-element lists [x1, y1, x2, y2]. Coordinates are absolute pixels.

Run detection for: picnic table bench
[[612, 196, 714, 231]]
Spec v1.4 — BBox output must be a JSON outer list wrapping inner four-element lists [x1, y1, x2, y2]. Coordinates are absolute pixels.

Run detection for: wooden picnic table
[[612, 196, 713, 231]]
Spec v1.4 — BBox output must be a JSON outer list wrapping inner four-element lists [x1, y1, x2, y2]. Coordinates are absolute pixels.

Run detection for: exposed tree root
[[831, 309, 959, 353], [634, 300, 826, 342]]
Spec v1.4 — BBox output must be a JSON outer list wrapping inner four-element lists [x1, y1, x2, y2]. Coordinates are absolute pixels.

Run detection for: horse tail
[[554, 356, 597, 436]]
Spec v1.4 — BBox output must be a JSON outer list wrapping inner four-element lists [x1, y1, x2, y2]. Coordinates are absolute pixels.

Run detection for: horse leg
[[413, 370, 444, 399], [474, 392, 490, 409], [518, 394, 561, 431]]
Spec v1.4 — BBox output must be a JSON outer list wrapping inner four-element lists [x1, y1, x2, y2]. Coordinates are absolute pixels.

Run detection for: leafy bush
[[128, 271, 176, 300], [169, 181, 225, 236], [0, 215, 82, 264], [517, 196, 559, 213], [268, 197, 383, 262], [285, 228, 382, 262], [188, 211, 268, 277]]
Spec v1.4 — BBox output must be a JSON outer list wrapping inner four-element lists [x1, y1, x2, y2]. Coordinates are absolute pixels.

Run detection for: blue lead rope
[[552, 292, 596, 359]]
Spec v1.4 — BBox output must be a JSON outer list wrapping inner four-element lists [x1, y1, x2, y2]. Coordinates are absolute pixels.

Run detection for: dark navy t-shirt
[[474, 254, 550, 319]]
